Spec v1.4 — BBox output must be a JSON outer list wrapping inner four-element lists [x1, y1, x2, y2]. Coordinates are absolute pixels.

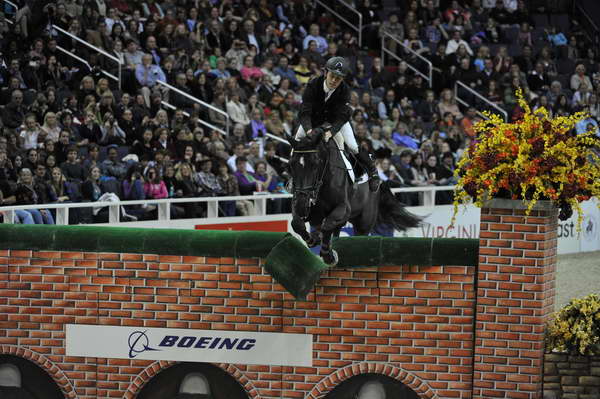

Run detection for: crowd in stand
[[0, 0, 594, 224]]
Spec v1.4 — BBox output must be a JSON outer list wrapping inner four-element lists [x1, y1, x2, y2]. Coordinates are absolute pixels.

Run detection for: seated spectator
[[60, 146, 86, 183], [216, 161, 254, 216], [136, 53, 166, 107], [2, 90, 26, 132], [234, 156, 260, 195], [437, 89, 464, 120], [445, 29, 473, 56], [273, 56, 299, 88], [174, 162, 203, 218], [240, 55, 263, 82], [196, 159, 223, 197], [226, 90, 251, 127], [49, 167, 75, 204], [303, 24, 328, 54], [15, 168, 54, 224], [40, 112, 61, 142], [293, 56, 312, 85], [100, 112, 127, 145], [250, 108, 267, 139], [377, 158, 404, 188], [571, 64, 593, 92], [19, 114, 42, 150], [378, 89, 399, 121], [102, 146, 128, 180]]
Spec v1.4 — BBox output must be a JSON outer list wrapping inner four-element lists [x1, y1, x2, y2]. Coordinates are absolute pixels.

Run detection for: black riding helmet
[[325, 56, 349, 77]]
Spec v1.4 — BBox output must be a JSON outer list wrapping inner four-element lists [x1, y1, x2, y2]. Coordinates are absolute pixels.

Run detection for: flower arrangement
[[452, 88, 600, 228], [546, 294, 600, 355]]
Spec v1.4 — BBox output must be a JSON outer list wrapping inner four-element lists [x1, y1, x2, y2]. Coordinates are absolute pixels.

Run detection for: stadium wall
[[0, 202, 556, 399]]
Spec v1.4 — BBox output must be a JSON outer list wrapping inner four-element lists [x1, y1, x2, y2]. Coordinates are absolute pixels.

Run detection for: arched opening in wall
[[323, 373, 421, 399], [0, 355, 64, 399], [136, 363, 249, 399]]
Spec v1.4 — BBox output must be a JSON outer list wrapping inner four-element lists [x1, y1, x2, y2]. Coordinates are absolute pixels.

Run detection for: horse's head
[[290, 130, 329, 220]]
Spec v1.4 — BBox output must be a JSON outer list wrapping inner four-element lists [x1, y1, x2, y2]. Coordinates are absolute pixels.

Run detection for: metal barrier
[[0, 186, 455, 225], [157, 80, 230, 135], [381, 32, 433, 88], [55, 45, 119, 83], [161, 100, 227, 136], [52, 24, 123, 89], [315, 0, 362, 48], [1, 0, 17, 24], [454, 80, 508, 122]]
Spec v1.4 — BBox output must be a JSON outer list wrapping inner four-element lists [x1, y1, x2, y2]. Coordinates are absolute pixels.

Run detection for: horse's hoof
[[306, 232, 321, 248], [321, 249, 338, 266]]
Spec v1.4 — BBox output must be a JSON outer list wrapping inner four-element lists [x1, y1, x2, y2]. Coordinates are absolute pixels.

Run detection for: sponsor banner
[[66, 324, 312, 367]]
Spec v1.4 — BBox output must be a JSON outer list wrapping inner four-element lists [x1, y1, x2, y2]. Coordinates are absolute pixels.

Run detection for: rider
[[294, 56, 381, 192]]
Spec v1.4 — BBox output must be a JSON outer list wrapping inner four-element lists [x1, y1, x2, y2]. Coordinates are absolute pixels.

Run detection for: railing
[[315, 0, 362, 48], [454, 81, 508, 122], [0, 186, 455, 225], [1, 0, 18, 23], [161, 99, 228, 136], [52, 24, 123, 89], [381, 32, 432, 88], [157, 80, 230, 135], [56, 44, 119, 83], [573, 2, 600, 55]]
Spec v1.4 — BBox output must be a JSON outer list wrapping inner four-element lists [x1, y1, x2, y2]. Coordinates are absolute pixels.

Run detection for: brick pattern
[[475, 205, 558, 399], [0, 249, 476, 398]]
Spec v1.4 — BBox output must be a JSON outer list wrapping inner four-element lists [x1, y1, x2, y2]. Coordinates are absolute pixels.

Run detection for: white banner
[[66, 324, 313, 367]]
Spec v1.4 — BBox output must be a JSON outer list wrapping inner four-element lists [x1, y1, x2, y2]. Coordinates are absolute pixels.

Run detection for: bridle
[[291, 148, 329, 220]]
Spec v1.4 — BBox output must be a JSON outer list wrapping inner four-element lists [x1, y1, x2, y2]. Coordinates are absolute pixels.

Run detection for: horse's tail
[[377, 181, 423, 231]]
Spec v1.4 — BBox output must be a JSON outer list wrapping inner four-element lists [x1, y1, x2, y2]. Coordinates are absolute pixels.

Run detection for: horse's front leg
[[291, 214, 322, 247], [320, 201, 351, 265]]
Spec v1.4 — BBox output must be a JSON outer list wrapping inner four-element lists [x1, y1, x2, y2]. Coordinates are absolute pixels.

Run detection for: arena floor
[[556, 251, 600, 309]]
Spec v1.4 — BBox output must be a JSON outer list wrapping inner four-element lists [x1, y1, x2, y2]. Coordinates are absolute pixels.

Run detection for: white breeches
[[294, 122, 359, 154]]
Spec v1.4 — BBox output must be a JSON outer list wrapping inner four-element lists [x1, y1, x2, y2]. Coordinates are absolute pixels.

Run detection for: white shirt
[[323, 80, 337, 102], [20, 129, 39, 150], [227, 155, 256, 173]]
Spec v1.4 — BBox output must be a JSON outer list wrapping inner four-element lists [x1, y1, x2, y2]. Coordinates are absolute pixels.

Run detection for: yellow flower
[[452, 88, 600, 231]]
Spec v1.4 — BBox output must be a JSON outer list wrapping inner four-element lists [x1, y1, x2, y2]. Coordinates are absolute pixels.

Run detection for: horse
[[289, 130, 422, 265]]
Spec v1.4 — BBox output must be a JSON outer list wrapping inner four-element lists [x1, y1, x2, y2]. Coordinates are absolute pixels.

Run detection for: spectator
[[15, 168, 55, 224], [136, 53, 166, 107], [60, 146, 86, 183], [174, 162, 203, 218], [226, 90, 251, 127], [571, 64, 593, 92], [303, 24, 328, 55], [445, 29, 473, 56], [234, 156, 261, 195], [437, 89, 463, 120], [102, 146, 128, 179], [217, 161, 254, 216], [19, 114, 42, 150]]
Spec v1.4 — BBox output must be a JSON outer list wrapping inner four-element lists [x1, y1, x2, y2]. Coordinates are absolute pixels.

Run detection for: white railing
[[56, 44, 119, 83], [157, 80, 230, 135], [454, 80, 508, 122], [0, 186, 455, 225], [315, 0, 362, 48], [381, 32, 433, 88], [2, 0, 18, 24], [161, 100, 227, 136], [52, 24, 123, 89]]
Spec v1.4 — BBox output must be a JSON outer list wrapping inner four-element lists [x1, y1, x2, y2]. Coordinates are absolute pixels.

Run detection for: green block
[[264, 235, 328, 301]]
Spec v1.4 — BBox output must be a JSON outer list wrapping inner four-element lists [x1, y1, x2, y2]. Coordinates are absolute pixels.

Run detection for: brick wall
[[474, 199, 557, 399], [0, 250, 476, 399], [544, 353, 600, 399], [0, 203, 558, 399]]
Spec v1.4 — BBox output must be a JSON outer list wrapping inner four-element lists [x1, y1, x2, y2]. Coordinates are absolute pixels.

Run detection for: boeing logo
[[127, 331, 257, 358], [128, 330, 160, 358]]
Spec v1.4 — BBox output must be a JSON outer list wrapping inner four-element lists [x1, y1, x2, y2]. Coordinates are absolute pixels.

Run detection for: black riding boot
[[356, 150, 381, 192]]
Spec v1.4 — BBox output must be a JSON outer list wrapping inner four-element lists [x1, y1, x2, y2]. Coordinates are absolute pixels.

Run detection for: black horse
[[289, 130, 422, 265]]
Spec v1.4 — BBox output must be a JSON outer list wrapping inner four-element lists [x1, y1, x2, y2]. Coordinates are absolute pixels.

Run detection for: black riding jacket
[[298, 75, 352, 134]]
